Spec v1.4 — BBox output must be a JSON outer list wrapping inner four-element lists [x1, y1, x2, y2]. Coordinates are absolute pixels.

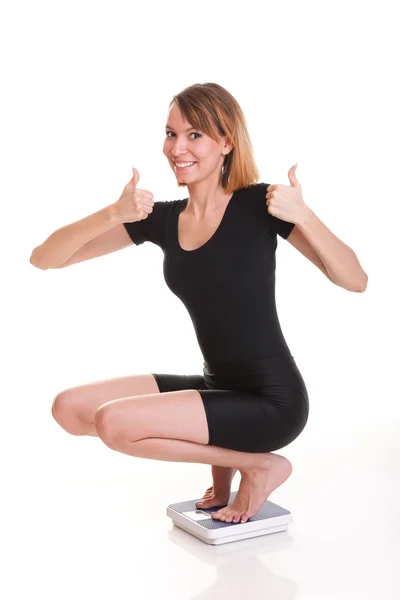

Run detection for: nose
[[170, 139, 190, 157], [172, 149, 188, 159]]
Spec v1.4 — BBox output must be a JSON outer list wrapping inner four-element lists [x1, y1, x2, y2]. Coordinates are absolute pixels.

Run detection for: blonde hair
[[169, 83, 260, 194]]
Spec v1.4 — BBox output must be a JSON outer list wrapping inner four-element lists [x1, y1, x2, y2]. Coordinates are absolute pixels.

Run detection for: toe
[[211, 509, 223, 520]]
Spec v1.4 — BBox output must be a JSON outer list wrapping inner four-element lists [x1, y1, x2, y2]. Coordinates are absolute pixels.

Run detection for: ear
[[223, 136, 234, 155]]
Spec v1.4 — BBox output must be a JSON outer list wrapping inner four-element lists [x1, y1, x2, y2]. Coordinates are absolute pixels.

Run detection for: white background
[[1, 0, 399, 598]]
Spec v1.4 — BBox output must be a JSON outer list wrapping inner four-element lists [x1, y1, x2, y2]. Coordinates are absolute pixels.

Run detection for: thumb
[[131, 166, 140, 188], [288, 163, 300, 187]]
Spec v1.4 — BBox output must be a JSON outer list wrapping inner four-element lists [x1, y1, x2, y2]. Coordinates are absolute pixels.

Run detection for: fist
[[266, 164, 308, 225], [115, 167, 155, 223]]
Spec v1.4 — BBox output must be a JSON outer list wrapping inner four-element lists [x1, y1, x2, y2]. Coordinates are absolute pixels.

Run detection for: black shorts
[[151, 355, 309, 453]]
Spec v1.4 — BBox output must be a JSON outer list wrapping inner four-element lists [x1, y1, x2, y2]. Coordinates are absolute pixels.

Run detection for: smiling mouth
[[174, 161, 197, 170]]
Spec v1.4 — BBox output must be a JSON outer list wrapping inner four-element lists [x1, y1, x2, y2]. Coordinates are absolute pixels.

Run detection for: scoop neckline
[[176, 189, 238, 253]]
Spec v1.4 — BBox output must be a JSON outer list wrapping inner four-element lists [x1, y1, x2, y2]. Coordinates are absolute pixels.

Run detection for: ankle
[[211, 467, 237, 494]]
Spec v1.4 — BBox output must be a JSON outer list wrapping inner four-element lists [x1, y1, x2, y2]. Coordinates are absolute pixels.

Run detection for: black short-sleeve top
[[123, 182, 295, 363]]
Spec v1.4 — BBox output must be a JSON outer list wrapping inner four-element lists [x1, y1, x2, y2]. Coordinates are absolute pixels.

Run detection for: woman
[[33, 83, 368, 524]]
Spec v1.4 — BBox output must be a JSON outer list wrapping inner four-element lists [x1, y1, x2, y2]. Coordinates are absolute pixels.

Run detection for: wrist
[[106, 203, 122, 225], [296, 205, 314, 228]]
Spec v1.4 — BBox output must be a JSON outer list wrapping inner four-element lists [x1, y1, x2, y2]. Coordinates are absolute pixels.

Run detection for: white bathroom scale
[[166, 490, 293, 545]]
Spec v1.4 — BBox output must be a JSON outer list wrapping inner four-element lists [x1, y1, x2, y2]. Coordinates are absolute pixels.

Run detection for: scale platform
[[166, 490, 292, 545]]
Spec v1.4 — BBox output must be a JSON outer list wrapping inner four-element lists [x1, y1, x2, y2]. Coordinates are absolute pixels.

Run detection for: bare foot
[[195, 486, 230, 510], [210, 454, 292, 523], [195, 467, 237, 509]]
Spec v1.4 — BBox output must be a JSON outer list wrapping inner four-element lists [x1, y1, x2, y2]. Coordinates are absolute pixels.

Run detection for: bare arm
[[54, 222, 135, 268], [30, 203, 121, 270], [292, 208, 368, 292], [286, 225, 336, 283]]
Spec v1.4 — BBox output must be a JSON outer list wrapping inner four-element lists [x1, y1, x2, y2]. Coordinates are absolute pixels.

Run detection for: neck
[[185, 179, 231, 219]]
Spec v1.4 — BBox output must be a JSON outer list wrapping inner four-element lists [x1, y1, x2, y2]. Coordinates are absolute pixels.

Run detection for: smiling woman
[[40, 82, 323, 525], [162, 82, 260, 197]]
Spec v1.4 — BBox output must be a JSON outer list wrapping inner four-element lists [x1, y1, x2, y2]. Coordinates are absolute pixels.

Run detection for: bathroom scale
[[166, 490, 292, 545]]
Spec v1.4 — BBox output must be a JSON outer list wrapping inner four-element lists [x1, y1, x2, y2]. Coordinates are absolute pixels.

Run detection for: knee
[[93, 405, 107, 435], [51, 391, 84, 435], [93, 406, 119, 447], [51, 391, 69, 419]]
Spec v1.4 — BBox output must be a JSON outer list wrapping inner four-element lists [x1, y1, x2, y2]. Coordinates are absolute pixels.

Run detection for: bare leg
[[195, 466, 237, 509], [54, 385, 291, 523], [99, 435, 292, 523], [104, 435, 270, 471], [51, 403, 99, 436]]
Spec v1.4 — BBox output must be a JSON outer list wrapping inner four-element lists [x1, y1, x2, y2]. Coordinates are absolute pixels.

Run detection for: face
[[163, 102, 232, 183]]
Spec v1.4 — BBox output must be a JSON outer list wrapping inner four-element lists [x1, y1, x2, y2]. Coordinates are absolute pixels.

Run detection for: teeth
[[175, 161, 196, 167]]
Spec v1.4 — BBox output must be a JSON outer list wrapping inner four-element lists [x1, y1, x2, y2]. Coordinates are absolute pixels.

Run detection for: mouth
[[173, 161, 197, 171]]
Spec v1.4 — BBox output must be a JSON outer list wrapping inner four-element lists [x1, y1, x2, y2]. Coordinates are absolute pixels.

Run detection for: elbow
[[354, 274, 368, 293], [30, 254, 41, 269], [30, 260, 46, 271], [30, 248, 47, 270], [358, 273, 368, 292], [329, 274, 368, 292]]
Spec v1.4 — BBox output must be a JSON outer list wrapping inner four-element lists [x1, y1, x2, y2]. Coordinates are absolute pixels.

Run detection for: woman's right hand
[[114, 167, 155, 223]]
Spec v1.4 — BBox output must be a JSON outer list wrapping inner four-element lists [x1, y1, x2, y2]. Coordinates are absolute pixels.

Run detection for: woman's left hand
[[266, 164, 309, 225]]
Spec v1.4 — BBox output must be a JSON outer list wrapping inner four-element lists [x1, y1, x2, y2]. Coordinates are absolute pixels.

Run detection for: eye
[[165, 131, 202, 139]]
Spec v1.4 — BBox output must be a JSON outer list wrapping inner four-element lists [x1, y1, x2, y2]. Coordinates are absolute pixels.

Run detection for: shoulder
[[146, 198, 183, 221], [123, 198, 181, 248], [238, 181, 295, 239], [235, 182, 269, 207], [152, 198, 182, 212], [237, 182, 268, 197]]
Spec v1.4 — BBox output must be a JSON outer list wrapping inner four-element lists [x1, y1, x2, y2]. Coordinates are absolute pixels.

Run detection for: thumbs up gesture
[[114, 167, 155, 223], [265, 164, 308, 225]]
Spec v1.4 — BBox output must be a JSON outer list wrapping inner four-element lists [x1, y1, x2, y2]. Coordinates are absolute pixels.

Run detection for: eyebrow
[[165, 124, 196, 131]]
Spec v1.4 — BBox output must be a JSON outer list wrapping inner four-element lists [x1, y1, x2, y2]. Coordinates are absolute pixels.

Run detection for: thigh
[[53, 373, 161, 423], [200, 356, 310, 453], [152, 365, 309, 454], [199, 387, 309, 454], [151, 373, 206, 392]]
